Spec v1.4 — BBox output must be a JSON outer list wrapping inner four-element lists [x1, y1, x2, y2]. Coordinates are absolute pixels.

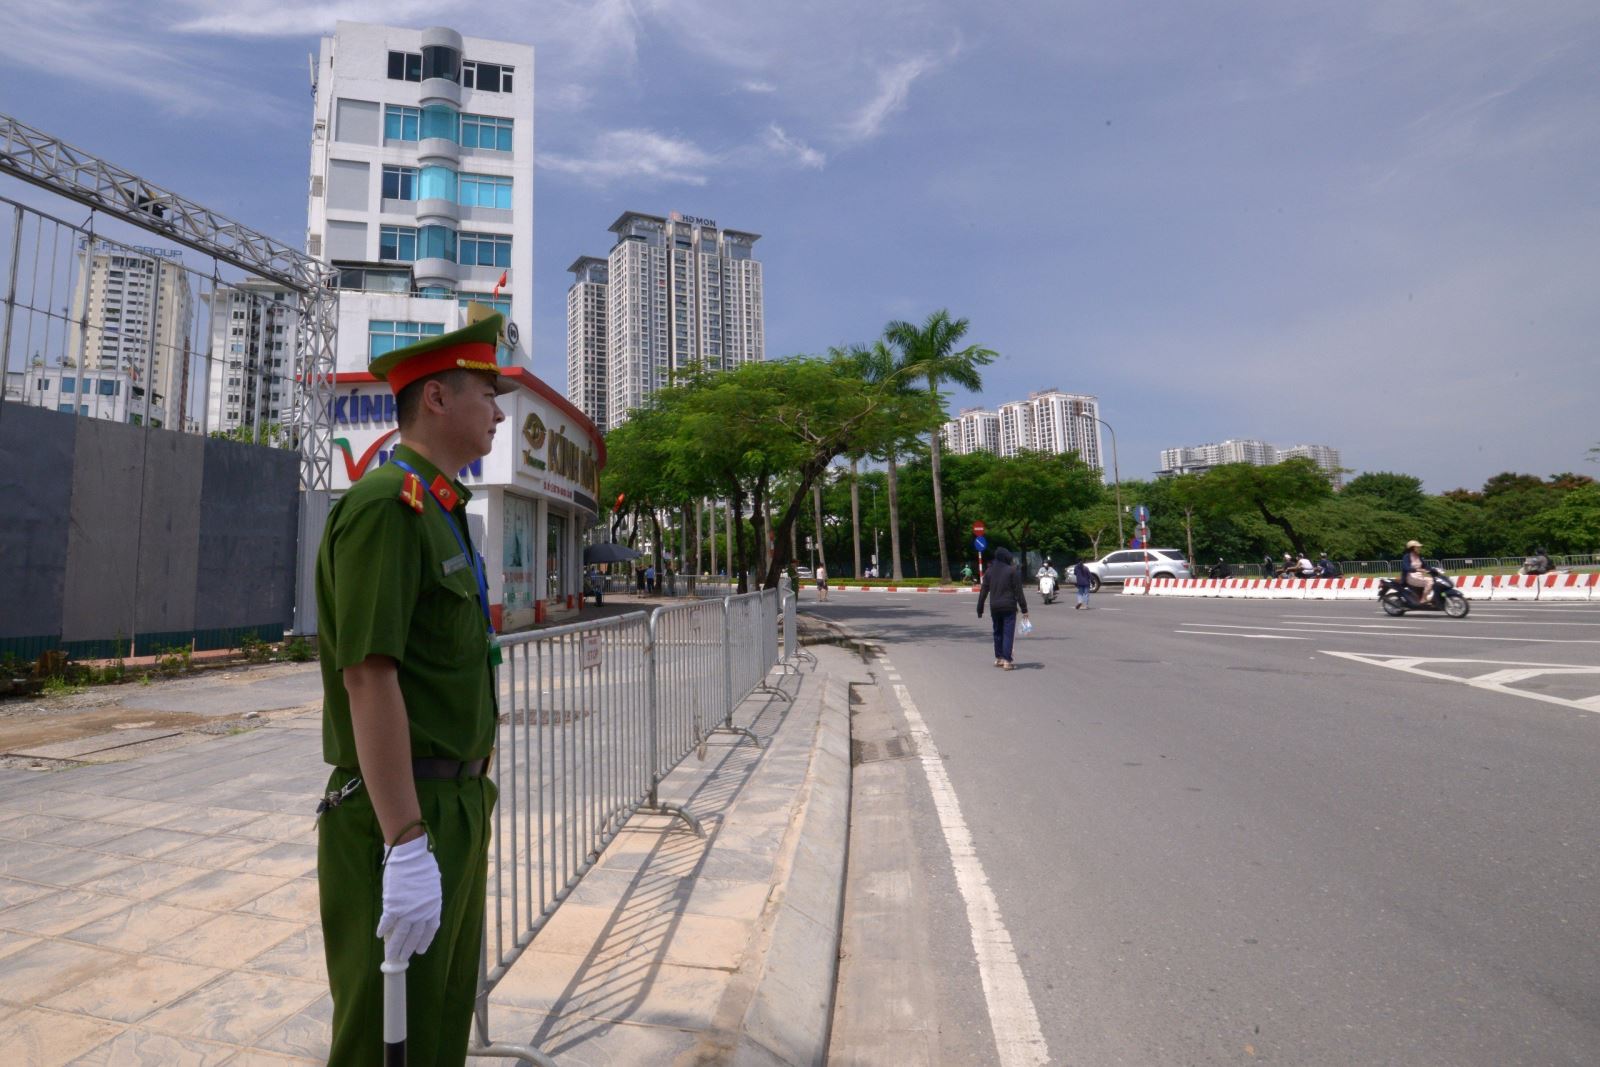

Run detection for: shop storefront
[[329, 367, 603, 630]]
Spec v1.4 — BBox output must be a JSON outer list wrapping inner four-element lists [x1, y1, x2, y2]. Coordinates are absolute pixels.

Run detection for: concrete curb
[[689, 645, 861, 1067]]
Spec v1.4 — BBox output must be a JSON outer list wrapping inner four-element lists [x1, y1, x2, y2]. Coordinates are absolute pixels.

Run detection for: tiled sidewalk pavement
[[0, 717, 330, 1065], [1, 647, 840, 1065]]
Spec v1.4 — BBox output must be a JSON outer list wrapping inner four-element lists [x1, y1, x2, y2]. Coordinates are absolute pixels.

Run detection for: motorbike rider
[[1295, 553, 1316, 577], [1521, 547, 1553, 575], [1401, 539, 1433, 603], [1207, 558, 1232, 579], [1037, 559, 1059, 593], [1315, 552, 1342, 579]]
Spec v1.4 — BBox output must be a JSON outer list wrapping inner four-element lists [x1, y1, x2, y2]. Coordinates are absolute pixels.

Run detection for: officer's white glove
[[376, 835, 442, 963]]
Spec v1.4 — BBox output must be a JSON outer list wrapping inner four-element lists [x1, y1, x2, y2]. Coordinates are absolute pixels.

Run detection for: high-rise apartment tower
[[567, 211, 762, 430]]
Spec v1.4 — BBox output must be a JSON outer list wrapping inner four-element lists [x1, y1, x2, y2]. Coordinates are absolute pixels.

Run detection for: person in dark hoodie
[[976, 546, 1029, 670]]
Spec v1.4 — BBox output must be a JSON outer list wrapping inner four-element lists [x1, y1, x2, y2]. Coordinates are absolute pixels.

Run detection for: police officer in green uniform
[[315, 312, 512, 1066]]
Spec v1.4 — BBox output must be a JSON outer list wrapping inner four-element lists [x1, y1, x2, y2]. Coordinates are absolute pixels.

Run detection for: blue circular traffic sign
[[974, 536, 988, 551]]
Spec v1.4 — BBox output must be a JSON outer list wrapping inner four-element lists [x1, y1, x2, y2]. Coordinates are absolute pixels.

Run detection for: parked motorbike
[[1378, 567, 1470, 618], [1038, 572, 1058, 605]]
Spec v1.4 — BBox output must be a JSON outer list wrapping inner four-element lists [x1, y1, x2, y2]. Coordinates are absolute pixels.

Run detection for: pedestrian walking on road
[[314, 313, 511, 1066], [816, 564, 829, 602], [976, 546, 1029, 669], [1073, 558, 1093, 609]]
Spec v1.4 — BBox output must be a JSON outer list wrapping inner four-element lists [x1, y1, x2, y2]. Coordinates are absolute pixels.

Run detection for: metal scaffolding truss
[[0, 111, 338, 493]]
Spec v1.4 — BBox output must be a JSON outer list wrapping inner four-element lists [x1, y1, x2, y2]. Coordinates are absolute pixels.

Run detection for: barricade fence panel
[[650, 598, 727, 779], [475, 587, 789, 1061], [486, 611, 654, 988]]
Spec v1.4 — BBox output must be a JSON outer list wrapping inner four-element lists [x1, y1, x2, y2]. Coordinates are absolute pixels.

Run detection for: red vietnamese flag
[[492, 270, 508, 298]]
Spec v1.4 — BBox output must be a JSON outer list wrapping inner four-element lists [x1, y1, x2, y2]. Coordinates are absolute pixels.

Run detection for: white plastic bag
[[1019, 616, 1034, 636]]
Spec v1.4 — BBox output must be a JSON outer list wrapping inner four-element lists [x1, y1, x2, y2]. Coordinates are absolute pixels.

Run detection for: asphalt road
[[809, 588, 1600, 1066]]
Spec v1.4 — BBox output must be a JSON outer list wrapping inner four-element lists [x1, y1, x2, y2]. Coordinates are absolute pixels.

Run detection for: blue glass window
[[368, 320, 445, 358], [418, 225, 457, 261], [460, 114, 513, 152], [58, 403, 75, 413], [458, 295, 511, 316], [458, 173, 512, 209], [418, 165, 457, 201], [418, 286, 455, 300], [458, 232, 512, 268], [383, 105, 420, 142], [379, 225, 418, 262], [421, 105, 458, 141], [99, 379, 118, 396], [61, 378, 76, 392], [381, 165, 417, 200]]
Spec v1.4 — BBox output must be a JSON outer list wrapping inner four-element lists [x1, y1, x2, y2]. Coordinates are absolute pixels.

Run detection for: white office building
[[984, 390, 1103, 470], [565, 256, 610, 432], [203, 280, 298, 437], [21, 365, 160, 426], [1159, 438, 1341, 485], [1280, 443, 1343, 486], [571, 211, 763, 430], [307, 21, 605, 628], [941, 407, 1002, 456], [65, 242, 192, 429], [307, 20, 532, 373]]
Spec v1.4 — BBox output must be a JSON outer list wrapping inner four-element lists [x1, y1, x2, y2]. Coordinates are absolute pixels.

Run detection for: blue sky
[[2, 1, 1596, 490]]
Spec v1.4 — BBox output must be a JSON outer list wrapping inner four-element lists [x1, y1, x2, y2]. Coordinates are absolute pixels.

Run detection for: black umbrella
[[584, 542, 643, 565]]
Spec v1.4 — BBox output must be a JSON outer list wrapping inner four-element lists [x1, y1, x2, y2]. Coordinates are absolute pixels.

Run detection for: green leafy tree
[[884, 310, 997, 583], [1529, 483, 1600, 554], [965, 451, 1103, 567], [1184, 458, 1333, 556], [1343, 472, 1427, 516]]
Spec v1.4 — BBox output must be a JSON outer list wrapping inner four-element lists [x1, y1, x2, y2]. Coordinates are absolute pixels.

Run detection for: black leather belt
[[413, 754, 492, 780]]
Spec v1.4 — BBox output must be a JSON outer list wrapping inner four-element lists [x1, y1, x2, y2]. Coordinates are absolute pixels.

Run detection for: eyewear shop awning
[[329, 369, 604, 630]]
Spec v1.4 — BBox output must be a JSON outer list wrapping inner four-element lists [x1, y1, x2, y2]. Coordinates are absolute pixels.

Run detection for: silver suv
[[1084, 547, 1192, 591]]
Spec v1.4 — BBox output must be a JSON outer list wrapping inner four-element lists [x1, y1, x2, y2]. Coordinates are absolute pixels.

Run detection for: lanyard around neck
[[389, 459, 495, 637]]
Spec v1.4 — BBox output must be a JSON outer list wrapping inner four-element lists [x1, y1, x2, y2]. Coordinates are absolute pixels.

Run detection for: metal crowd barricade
[[650, 597, 727, 791], [470, 588, 792, 1064]]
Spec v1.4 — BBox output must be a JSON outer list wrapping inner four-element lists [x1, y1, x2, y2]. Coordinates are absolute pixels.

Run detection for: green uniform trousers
[[318, 769, 496, 1067]]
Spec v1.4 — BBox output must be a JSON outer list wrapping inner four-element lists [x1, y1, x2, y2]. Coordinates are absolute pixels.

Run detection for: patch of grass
[[282, 637, 316, 662], [41, 675, 86, 696]]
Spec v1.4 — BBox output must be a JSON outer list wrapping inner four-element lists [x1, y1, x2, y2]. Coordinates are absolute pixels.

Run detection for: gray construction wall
[[0, 402, 300, 658]]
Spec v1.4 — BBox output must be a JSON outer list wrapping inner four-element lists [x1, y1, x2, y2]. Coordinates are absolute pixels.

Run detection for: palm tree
[[884, 310, 997, 583], [845, 340, 924, 580]]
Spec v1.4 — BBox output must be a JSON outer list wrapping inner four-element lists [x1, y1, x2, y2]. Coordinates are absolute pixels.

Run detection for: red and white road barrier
[[1492, 574, 1541, 600], [825, 584, 982, 594], [1118, 573, 1597, 602], [1539, 571, 1598, 601]]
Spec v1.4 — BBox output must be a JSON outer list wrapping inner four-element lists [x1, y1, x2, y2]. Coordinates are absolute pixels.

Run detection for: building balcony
[[413, 257, 458, 288], [419, 77, 462, 109], [417, 137, 460, 166], [416, 198, 459, 225]]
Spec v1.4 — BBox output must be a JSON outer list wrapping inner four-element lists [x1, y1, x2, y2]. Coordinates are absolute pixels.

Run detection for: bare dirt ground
[[0, 662, 323, 765]]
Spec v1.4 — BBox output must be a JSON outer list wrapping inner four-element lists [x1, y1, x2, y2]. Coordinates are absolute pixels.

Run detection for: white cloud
[[0, 1, 297, 121], [762, 125, 826, 169], [540, 128, 715, 185], [741, 80, 777, 94], [842, 55, 940, 142], [170, 0, 465, 36]]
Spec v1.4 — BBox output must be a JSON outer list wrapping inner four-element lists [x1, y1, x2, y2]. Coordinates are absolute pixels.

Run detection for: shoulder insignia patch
[[399, 472, 426, 513], [429, 475, 459, 512]]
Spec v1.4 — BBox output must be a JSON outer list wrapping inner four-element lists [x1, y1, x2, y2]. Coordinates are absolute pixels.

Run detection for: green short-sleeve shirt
[[316, 444, 496, 768]]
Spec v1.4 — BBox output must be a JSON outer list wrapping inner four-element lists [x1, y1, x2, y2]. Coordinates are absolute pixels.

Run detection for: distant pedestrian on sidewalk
[[636, 567, 646, 594], [976, 546, 1029, 669], [816, 564, 829, 601], [645, 563, 657, 595], [1073, 558, 1093, 609], [586, 566, 605, 606]]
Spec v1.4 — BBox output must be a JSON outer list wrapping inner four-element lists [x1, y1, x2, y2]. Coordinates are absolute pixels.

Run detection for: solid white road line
[[1279, 614, 1600, 628], [890, 676, 1051, 1067], [1176, 630, 1307, 640], [1180, 622, 1600, 645]]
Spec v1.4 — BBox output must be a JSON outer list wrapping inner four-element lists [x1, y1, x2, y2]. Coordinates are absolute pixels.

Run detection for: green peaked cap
[[368, 312, 515, 395]]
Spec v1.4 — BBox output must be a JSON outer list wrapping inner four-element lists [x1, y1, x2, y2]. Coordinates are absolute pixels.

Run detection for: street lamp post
[[1090, 415, 1125, 547], [869, 483, 882, 575]]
